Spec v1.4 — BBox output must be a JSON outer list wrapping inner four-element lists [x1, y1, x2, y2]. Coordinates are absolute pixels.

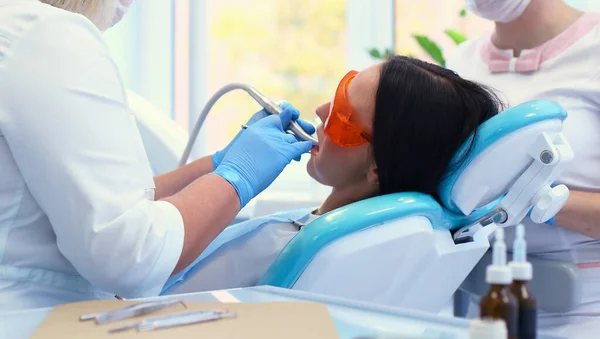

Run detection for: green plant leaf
[[367, 47, 396, 60], [368, 48, 382, 59], [459, 8, 467, 17], [412, 34, 445, 67], [444, 29, 467, 45]]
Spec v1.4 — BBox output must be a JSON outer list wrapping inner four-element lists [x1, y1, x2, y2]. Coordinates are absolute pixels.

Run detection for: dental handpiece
[[179, 83, 319, 168], [245, 87, 319, 147]]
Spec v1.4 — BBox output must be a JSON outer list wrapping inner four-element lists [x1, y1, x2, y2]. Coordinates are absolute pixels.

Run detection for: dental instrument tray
[[30, 299, 339, 338]]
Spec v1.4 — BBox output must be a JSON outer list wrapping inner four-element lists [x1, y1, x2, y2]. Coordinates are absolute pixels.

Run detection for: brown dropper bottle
[[480, 228, 519, 339], [509, 224, 537, 339]]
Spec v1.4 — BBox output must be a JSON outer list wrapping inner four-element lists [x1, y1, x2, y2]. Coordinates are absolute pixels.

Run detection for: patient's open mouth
[[310, 146, 319, 156]]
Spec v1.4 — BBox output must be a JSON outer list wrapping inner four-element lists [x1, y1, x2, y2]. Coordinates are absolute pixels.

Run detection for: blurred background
[[104, 0, 597, 211]]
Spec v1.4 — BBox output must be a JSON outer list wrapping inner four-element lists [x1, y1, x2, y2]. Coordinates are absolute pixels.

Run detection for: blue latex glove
[[212, 101, 316, 168], [212, 107, 313, 208]]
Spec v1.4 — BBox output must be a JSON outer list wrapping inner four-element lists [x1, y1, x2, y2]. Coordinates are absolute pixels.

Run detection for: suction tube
[[179, 83, 319, 167]]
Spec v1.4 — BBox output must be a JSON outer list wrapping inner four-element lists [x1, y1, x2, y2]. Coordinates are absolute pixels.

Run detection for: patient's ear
[[367, 164, 379, 187]]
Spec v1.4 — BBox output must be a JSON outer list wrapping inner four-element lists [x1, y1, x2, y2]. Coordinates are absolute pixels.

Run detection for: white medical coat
[[0, 0, 184, 310]]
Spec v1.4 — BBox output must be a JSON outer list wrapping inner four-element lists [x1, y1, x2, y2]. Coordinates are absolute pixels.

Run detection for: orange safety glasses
[[323, 70, 372, 147]]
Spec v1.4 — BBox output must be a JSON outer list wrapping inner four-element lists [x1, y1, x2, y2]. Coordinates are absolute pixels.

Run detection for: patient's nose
[[315, 102, 331, 123]]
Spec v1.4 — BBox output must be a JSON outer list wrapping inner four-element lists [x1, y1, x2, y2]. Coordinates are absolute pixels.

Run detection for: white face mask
[[464, 0, 531, 23], [112, 0, 134, 27]]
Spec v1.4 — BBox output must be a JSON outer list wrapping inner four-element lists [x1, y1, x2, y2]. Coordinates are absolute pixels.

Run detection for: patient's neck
[[316, 185, 376, 215]]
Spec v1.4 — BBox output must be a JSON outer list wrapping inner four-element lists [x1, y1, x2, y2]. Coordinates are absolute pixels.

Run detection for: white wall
[[103, 1, 175, 119]]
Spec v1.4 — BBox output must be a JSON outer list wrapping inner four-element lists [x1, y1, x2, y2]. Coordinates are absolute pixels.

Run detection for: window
[[198, 0, 349, 202], [394, 0, 492, 67], [201, 0, 346, 153], [104, 1, 176, 119]]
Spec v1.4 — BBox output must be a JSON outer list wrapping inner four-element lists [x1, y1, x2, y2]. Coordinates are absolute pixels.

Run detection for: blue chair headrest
[[438, 100, 567, 215]]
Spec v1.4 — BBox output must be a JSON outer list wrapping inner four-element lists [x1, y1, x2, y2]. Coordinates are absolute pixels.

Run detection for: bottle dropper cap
[[486, 228, 512, 285], [510, 224, 533, 281]]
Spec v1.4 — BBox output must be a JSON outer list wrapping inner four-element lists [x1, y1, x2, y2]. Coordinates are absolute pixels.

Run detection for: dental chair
[[256, 99, 574, 313]]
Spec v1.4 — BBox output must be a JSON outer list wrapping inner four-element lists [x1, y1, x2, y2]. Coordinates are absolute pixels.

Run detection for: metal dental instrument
[[179, 83, 319, 167], [80, 300, 185, 325], [108, 309, 236, 333]]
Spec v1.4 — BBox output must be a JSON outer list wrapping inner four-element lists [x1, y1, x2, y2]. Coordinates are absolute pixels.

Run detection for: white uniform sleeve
[[0, 14, 184, 298]]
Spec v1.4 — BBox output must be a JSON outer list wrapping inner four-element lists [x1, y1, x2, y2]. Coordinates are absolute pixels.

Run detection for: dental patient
[[162, 55, 503, 295]]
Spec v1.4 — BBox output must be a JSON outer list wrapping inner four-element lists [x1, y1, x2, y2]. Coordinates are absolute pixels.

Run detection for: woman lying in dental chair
[[162, 55, 504, 295]]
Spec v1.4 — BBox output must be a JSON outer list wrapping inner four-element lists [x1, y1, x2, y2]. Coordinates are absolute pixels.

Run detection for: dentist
[[0, 0, 314, 310], [447, 0, 600, 335]]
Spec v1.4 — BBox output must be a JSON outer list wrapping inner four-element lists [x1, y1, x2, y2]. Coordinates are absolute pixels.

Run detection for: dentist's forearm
[[162, 173, 240, 274], [555, 190, 600, 240], [154, 155, 215, 200]]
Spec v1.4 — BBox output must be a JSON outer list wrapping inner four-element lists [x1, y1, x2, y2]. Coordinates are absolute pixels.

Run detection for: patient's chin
[[306, 157, 325, 185], [306, 158, 317, 180]]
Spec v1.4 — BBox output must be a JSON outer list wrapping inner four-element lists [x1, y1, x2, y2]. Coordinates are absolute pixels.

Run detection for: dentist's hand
[[278, 101, 317, 137], [212, 101, 316, 168], [212, 108, 313, 208]]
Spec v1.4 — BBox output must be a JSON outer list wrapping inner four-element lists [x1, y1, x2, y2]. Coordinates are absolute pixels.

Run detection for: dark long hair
[[373, 55, 504, 197]]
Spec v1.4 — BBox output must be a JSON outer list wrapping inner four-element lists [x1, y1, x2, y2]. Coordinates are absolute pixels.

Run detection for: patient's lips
[[310, 145, 319, 156]]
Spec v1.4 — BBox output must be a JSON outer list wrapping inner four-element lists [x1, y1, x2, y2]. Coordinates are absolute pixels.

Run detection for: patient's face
[[307, 64, 380, 190]]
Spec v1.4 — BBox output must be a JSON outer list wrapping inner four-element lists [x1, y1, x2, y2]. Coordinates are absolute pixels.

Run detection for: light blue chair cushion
[[258, 192, 494, 288]]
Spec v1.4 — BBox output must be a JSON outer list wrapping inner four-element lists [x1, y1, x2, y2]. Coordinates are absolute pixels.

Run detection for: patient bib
[[162, 209, 316, 294]]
